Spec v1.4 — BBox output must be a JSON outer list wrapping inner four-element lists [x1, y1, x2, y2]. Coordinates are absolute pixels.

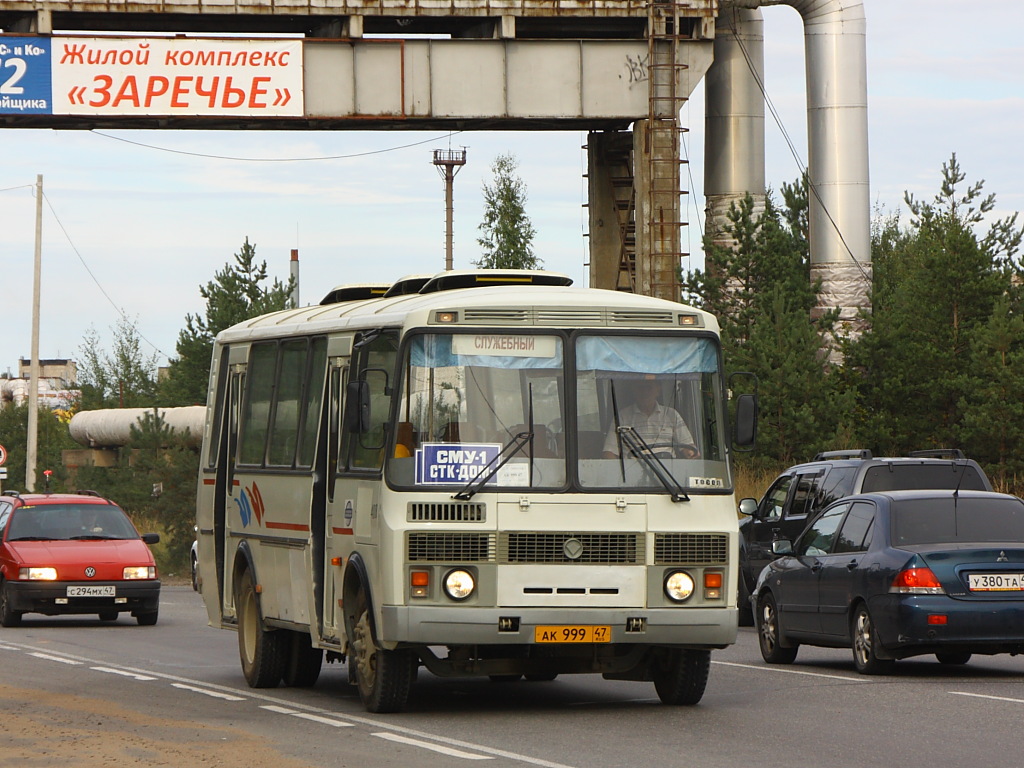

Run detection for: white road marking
[[171, 682, 246, 701], [8, 639, 577, 767], [28, 652, 82, 665], [261, 705, 353, 727], [92, 666, 157, 681], [713, 659, 866, 682], [950, 691, 1024, 705], [373, 732, 494, 760]]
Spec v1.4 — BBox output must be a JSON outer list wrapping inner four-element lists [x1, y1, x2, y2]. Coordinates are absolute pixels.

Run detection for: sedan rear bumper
[[6, 580, 161, 616], [872, 595, 1024, 657]]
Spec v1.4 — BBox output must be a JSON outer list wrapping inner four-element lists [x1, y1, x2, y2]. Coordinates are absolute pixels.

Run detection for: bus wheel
[[283, 630, 324, 687], [235, 568, 286, 688], [652, 648, 710, 706], [350, 599, 415, 713]]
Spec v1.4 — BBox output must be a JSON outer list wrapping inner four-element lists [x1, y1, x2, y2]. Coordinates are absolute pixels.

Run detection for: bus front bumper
[[380, 605, 737, 648]]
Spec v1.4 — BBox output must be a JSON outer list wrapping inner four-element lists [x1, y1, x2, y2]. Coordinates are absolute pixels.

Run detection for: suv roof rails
[[1, 490, 21, 500], [907, 449, 967, 460], [73, 489, 105, 498], [813, 450, 873, 461]]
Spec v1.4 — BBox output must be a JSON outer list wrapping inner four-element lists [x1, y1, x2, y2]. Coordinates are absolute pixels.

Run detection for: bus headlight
[[664, 570, 695, 602], [443, 569, 475, 601]]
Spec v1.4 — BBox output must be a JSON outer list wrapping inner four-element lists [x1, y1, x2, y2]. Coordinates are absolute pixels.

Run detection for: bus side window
[[343, 332, 399, 471]]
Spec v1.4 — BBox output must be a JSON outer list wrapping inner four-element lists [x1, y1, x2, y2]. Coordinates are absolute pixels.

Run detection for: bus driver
[[602, 378, 699, 459]]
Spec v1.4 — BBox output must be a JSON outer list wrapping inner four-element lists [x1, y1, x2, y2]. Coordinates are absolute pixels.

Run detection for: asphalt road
[[3, 586, 1024, 767]]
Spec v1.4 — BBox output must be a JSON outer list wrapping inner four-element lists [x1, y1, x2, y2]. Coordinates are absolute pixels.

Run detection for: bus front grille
[[500, 532, 643, 564], [407, 532, 496, 562], [407, 501, 485, 523], [654, 533, 729, 564]]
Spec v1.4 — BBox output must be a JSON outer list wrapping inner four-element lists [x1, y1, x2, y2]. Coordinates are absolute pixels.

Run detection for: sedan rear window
[[892, 497, 1024, 545], [862, 464, 988, 493]]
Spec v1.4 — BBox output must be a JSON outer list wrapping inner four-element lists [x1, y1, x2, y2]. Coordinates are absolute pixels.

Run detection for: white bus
[[196, 269, 757, 712]]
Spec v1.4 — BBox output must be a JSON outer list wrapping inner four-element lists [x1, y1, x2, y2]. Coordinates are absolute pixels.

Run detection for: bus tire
[[235, 568, 286, 688], [283, 630, 324, 687], [350, 594, 415, 713], [652, 648, 710, 706]]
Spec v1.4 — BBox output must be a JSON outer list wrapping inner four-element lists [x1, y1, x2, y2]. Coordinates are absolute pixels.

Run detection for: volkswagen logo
[[85, 567, 96, 578], [563, 538, 584, 560]]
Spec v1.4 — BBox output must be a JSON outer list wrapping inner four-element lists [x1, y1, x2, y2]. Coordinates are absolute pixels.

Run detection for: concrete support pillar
[[587, 130, 633, 291], [633, 119, 682, 302]]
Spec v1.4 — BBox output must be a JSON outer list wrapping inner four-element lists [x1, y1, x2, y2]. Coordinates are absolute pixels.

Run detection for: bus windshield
[[575, 334, 729, 491], [389, 332, 566, 490], [386, 331, 730, 493]]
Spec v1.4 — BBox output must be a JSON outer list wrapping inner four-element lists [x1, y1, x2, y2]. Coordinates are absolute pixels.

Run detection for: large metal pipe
[[711, 0, 871, 327], [69, 406, 206, 448], [705, 7, 767, 248]]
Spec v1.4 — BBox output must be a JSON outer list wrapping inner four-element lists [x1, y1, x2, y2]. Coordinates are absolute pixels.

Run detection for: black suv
[[736, 450, 992, 624]]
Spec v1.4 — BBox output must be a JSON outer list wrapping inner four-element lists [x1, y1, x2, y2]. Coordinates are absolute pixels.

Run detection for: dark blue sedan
[[752, 489, 1024, 673]]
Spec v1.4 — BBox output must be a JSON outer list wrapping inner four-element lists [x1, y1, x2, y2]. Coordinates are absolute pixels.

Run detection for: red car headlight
[[123, 566, 156, 580]]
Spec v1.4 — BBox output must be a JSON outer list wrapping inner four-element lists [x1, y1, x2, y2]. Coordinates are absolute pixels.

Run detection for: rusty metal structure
[[0, 0, 872, 316]]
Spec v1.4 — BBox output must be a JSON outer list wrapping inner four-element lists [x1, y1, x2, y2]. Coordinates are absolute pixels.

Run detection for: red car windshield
[[6, 504, 139, 541]]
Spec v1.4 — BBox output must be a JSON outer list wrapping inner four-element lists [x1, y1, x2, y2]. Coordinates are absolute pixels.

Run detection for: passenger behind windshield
[[602, 378, 700, 460]]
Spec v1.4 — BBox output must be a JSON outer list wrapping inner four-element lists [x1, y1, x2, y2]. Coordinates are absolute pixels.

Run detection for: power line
[[41, 190, 170, 358], [90, 129, 465, 162]]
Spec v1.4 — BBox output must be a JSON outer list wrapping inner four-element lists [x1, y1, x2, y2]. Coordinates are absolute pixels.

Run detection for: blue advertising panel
[[415, 443, 501, 486], [0, 37, 53, 114]]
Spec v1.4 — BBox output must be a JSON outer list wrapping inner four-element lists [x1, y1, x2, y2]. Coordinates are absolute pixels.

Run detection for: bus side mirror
[[345, 380, 370, 433], [733, 393, 757, 449]]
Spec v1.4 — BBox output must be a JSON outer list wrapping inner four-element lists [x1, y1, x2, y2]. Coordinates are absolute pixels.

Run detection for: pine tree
[[682, 182, 847, 465], [161, 237, 294, 406], [475, 154, 540, 270], [844, 154, 1016, 454], [77, 315, 159, 410]]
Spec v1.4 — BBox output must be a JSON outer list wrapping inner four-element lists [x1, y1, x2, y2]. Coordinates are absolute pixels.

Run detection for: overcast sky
[[1, 0, 1021, 378]]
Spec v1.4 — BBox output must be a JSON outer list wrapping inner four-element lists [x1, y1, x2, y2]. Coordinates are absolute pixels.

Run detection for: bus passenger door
[[328, 331, 399, 640], [214, 364, 245, 618], [318, 361, 348, 642]]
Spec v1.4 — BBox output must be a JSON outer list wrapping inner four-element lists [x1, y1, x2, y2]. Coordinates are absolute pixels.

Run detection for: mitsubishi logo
[[997, 551, 1009, 563], [85, 567, 96, 578], [563, 538, 584, 560]]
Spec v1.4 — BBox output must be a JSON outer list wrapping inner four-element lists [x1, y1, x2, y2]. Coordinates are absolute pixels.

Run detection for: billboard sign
[[1, 36, 303, 117], [0, 38, 53, 114]]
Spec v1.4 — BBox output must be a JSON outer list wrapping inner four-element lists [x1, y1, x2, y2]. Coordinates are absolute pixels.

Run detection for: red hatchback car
[[0, 491, 161, 626]]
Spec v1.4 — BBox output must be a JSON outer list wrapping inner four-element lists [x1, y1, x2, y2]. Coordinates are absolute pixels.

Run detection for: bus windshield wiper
[[616, 426, 690, 503], [453, 431, 533, 501]]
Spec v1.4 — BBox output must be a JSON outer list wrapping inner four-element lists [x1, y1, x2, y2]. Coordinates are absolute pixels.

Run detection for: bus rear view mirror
[[733, 393, 757, 449], [345, 380, 371, 433]]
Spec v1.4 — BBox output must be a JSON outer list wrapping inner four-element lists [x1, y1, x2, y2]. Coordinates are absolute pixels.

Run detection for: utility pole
[[27, 174, 42, 491], [432, 148, 467, 271]]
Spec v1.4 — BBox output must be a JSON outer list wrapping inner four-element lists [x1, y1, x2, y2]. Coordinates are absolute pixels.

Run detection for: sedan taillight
[[890, 566, 945, 595]]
